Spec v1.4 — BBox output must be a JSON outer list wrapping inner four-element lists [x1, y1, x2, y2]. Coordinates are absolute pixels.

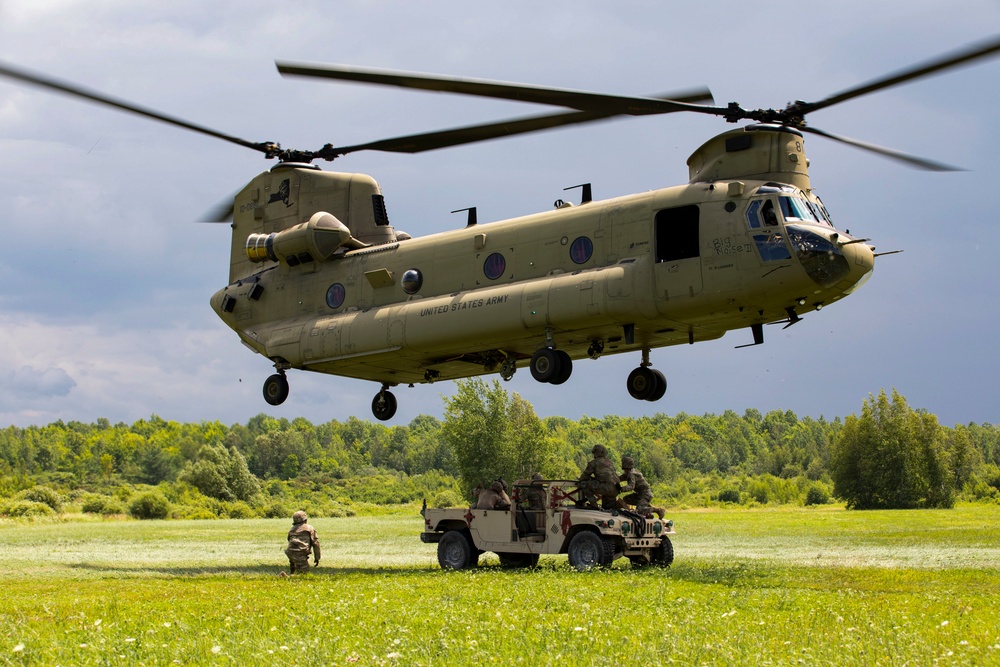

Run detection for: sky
[[1, 1, 998, 429]]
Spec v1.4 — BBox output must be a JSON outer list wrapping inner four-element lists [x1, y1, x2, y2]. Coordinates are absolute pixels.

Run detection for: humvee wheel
[[567, 531, 614, 571], [652, 535, 674, 567], [263, 374, 289, 406], [438, 530, 476, 570], [498, 552, 540, 568]]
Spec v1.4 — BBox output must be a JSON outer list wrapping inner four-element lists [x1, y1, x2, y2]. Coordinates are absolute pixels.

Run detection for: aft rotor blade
[[0, 61, 274, 155], [201, 197, 235, 223], [329, 88, 715, 156], [799, 125, 961, 171], [799, 34, 1000, 114], [277, 61, 722, 117]]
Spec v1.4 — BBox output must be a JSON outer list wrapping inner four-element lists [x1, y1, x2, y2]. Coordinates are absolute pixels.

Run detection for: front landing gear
[[263, 372, 289, 406], [372, 384, 398, 421], [627, 349, 666, 402], [530, 348, 572, 385]]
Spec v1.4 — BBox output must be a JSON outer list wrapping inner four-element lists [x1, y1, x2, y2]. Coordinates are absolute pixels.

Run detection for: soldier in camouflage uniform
[[475, 480, 512, 510], [284, 510, 321, 574], [577, 444, 620, 510], [618, 457, 665, 519], [524, 472, 546, 510]]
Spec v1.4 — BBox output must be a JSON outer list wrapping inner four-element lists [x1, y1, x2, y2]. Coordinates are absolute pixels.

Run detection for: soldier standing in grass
[[618, 456, 665, 519], [282, 510, 321, 575], [577, 444, 620, 510]]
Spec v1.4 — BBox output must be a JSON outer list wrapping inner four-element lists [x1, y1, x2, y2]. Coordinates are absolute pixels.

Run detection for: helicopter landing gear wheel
[[529, 348, 560, 383], [647, 369, 667, 401], [549, 350, 573, 385], [262, 373, 289, 406], [371, 387, 398, 421], [627, 366, 667, 401]]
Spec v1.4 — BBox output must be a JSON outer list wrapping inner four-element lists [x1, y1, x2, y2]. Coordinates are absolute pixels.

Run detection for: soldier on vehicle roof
[[282, 510, 321, 575], [577, 444, 620, 510], [618, 456, 666, 519]]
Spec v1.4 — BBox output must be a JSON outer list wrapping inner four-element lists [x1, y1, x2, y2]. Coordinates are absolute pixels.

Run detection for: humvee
[[420, 479, 674, 570]]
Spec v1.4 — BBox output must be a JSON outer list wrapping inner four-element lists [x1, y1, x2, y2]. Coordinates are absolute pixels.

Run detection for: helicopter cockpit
[[746, 183, 856, 288]]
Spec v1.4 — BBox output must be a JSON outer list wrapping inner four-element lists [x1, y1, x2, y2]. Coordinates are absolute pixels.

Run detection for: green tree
[[440, 379, 550, 492], [178, 445, 261, 502], [831, 389, 954, 509]]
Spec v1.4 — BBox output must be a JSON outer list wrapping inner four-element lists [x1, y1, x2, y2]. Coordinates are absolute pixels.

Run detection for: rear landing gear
[[627, 349, 666, 402], [262, 372, 289, 406], [372, 385, 398, 421]]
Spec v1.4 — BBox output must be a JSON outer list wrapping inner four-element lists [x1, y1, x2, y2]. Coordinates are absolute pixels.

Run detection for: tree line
[[2, 381, 999, 517]]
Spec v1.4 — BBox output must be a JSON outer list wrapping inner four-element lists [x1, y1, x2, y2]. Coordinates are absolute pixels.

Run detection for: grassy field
[[2, 504, 1000, 665]]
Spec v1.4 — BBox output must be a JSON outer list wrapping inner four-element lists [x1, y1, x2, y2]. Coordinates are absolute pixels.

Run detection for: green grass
[[2, 505, 1000, 665]]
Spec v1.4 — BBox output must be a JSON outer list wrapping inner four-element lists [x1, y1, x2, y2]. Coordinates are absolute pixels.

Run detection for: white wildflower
[[211, 646, 222, 654], [13, 644, 24, 653]]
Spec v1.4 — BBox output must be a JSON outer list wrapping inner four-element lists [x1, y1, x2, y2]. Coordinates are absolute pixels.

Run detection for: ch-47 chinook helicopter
[[2, 35, 999, 420]]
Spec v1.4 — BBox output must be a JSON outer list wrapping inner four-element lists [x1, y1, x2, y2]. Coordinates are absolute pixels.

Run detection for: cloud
[[4, 364, 76, 399]]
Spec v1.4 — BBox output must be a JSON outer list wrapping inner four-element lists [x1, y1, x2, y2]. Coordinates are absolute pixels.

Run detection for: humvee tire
[[497, 552, 540, 568], [567, 531, 614, 570], [438, 530, 476, 570], [652, 535, 674, 567]]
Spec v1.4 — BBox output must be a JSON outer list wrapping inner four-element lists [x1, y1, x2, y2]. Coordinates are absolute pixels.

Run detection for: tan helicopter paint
[[211, 125, 874, 392]]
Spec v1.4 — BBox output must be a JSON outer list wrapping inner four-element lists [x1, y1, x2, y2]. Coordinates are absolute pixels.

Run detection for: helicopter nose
[[840, 239, 875, 294]]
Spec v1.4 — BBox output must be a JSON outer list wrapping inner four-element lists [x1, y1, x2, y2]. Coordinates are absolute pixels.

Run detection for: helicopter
[[1, 35, 998, 421]]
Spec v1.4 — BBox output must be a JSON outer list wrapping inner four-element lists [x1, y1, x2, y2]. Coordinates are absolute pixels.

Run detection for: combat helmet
[[591, 444, 607, 457], [621, 456, 635, 469], [292, 510, 308, 524]]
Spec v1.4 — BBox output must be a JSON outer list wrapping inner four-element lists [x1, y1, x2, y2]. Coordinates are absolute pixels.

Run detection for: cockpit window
[[753, 233, 792, 261], [746, 200, 762, 229], [761, 199, 779, 227], [779, 196, 819, 223]]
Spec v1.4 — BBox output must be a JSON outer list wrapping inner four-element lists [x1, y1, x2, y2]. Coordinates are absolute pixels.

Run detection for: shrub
[[81, 495, 125, 515], [171, 506, 217, 520], [17, 486, 63, 513], [2, 500, 56, 518], [224, 501, 255, 519], [432, 490, 463, 508], [128, 492, 170, 520], [805, 485, 831, 506], [263, 502, 291, 519], [717, 488, 741, 504]]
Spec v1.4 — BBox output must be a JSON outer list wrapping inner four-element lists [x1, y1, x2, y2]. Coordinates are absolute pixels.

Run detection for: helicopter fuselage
[[210, 125, 875, 417]]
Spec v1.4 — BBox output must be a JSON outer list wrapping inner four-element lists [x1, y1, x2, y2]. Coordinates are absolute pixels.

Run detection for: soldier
[[283, 510, 321, 575], [475, 480, 512, 510], [469, 484, 483, 509], [618, 456, 666, 519], [577, 444, 620, 510], [524, 472, 546, 510]]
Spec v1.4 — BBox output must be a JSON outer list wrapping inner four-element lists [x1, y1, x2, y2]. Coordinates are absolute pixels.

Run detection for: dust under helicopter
[[2, 34, 998, 421]]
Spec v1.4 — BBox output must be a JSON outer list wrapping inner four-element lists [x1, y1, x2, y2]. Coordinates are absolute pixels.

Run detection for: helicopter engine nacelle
[[245, 211, 364, 266]]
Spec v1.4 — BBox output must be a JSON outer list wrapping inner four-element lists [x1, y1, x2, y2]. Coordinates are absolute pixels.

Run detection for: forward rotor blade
[[277, 61, 720, 117], [329, 89, 715, 156], [0, 61, 274, 155], [800, 34, 1000, 114], [799, 126, 961, 171]]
